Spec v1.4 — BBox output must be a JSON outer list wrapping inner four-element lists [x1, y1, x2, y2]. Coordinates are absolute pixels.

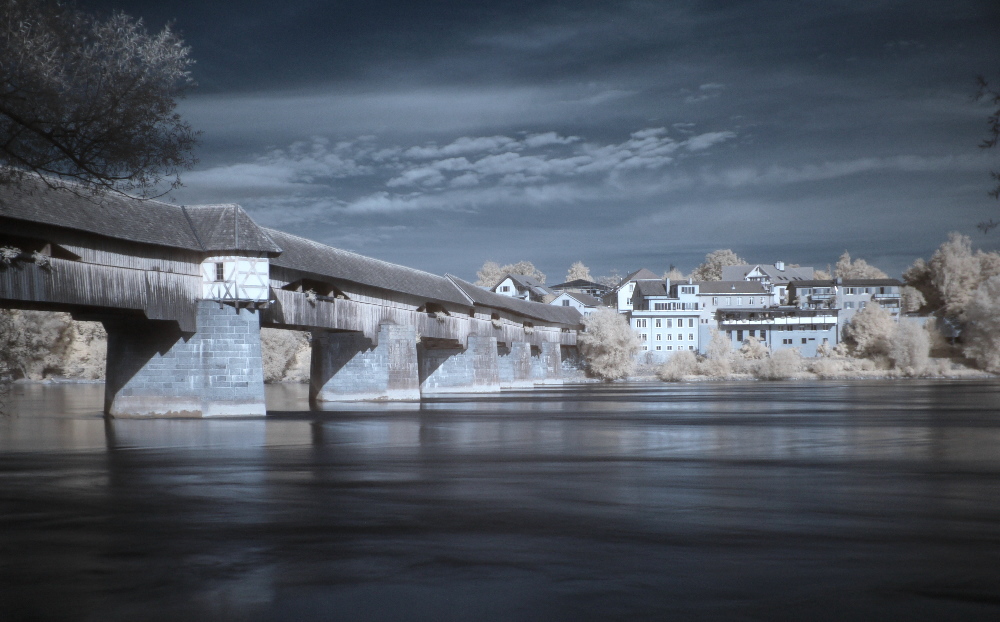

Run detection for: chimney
[[775, 261, 785, 271]]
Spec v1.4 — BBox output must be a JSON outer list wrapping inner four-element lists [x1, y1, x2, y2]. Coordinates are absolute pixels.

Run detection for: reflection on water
[[2, 380, 1000, 621]]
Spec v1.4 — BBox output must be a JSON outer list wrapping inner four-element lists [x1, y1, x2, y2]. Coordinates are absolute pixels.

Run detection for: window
[[726, 297, 732, 306], [656, 334, 662, 341], [666, 345, 673, 351], [214, 262, 225, 282], [640, 333, 648, 341], [801, 338, 807, 344], [655, 319, 662, 328], [749, 297, 755, 305], [782, 338, 792, 345], [681, 286, 695, 294], [655, 345, 662, 351], [760, 330, 766, 341], [845, 301, 854, 309], [737, 330, 743, 341], [561, 299, 570, 306], [666, 319, 673, 328], [736, 297, 742, 306], [713, 297, 719, 305], [749, 330, 756, 338], [688, 333, 694, 341], [654, 303, 668, 310], [635, 319, 647, 328], [860, 301, 866, 309], [642, 345, 647, 351], [499, 285, 510, 292], [688, 319, 694, 328]]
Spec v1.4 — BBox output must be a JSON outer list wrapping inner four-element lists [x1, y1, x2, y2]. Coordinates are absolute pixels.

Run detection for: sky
[[81, 0, 1000, 282]]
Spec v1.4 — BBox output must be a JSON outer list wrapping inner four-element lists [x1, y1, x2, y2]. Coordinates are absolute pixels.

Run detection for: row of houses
[[489, 263, 904, 360]]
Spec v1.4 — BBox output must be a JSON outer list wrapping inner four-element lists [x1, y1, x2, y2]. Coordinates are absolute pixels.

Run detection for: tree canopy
[[474, 260, 545, 288], [833, 251, 888, 279], [565, 261, 592, 282], [690, 249, 745, 281], [0, 0, 198, 196]]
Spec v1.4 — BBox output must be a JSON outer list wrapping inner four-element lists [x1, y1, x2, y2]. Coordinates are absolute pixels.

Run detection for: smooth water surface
[[2, 380, 1000, 621]]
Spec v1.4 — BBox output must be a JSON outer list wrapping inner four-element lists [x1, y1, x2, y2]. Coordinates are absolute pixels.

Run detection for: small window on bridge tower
[[214, 262, 225, 282]]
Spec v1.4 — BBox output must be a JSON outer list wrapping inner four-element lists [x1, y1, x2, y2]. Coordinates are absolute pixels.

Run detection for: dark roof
[[266, 228, 471, 306], [790, 278, 902, 288], [633, 279, 667, 299], [184, 205, 282, 255], [0, 176, 280, 254], [615, 268, 659, 290], [721, 264, 814, 283], [449, 275, 582, 325], [693, 281, 770, 294], [495, 273, 554, 297], [559, 291, 603, 306], [549, 279, 610, 291]]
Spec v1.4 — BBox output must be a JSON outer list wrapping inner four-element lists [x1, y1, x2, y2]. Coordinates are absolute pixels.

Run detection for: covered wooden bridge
[[0, 179, 582, 417]]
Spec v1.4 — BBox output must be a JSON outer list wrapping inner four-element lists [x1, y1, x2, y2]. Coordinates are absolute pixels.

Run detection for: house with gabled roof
[[491, 273, 555, 303], [721, 261, 814, 304], [604, 268, 659, 313], [550, 290, 604, 317], [787, 278, 903, 339]]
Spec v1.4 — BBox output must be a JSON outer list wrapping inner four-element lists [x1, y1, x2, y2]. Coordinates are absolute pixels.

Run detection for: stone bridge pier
[[497, 341, 533, 389], [103, 301, 266, 417], [417, 335, 501, 395], [531, 342, 563, 385], [310, 323, 420, 403]]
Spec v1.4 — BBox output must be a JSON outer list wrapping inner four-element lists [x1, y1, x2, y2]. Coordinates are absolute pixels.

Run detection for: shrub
[[755, 348, 803, 380], [657, 350, 698, 381], [889, 322, 930, 376]]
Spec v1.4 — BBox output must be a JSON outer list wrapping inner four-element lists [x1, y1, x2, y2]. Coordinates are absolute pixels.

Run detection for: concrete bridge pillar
[[103, 301, 266, 417], [418, 335, 501, 395], [531, 341, 563, 385], [498, 341, 533, 389], [310, 323, 420, 403]]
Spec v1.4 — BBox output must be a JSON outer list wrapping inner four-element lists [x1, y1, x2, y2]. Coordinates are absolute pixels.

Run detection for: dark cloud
[[77, 0, 1000, 279]]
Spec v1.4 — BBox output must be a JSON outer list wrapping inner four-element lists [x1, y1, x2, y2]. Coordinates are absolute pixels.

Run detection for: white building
[[605, 268, 659, 313], [550, 291, 603, 317]]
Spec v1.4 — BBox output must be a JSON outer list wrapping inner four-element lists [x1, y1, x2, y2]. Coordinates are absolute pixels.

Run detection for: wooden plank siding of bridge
[[1, 179, 582, 342]]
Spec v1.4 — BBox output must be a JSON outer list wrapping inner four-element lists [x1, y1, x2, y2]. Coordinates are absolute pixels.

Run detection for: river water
[[2, 380, 1000, 621]]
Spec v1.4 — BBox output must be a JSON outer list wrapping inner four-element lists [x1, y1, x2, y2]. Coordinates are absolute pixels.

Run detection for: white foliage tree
[[577, 308, 640, 381], [833, 251, 888, 279], [961, 275, 1000, 372], [475, 260, 546, 288], [690, 249, 745, 281], [842, 301, 895, 358], [566, 261, 592, 282], [889, 322, 930, 375]]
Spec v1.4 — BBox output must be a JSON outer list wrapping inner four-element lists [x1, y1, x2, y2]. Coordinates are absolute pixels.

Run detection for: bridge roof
[[448, 275, 583, 326], [0, 178, 281, 255], [264, 228, 471, 306]]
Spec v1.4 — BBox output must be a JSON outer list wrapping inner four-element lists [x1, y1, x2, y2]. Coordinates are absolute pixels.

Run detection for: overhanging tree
[[0, 0, 198, 197]]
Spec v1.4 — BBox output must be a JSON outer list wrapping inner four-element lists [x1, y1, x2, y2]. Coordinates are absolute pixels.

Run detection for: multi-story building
[[787, 278, 903, 338], [605, 268, 659, 313], [717, 307, 838, 357], [630, 278, 771, 360]]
